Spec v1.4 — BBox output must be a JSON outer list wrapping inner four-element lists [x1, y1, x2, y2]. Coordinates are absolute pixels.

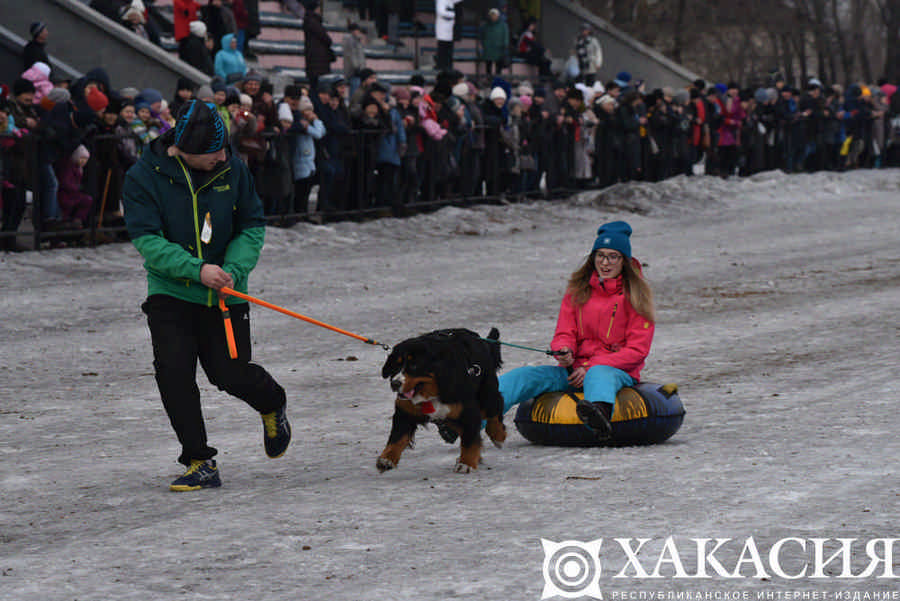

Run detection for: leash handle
[[219, 296, 238, 359]]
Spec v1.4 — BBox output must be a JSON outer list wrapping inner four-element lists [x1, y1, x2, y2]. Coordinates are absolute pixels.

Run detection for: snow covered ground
[[1, 170, 898, 599]]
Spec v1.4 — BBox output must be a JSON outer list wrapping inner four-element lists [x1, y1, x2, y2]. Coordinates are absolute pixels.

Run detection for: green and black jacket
[[122, 136, 266, 307]]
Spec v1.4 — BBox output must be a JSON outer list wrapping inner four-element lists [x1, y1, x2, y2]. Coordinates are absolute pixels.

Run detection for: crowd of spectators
[[88, 0, 263, 73], [3, 6, 900, 251], [90, 0, 164, 47]]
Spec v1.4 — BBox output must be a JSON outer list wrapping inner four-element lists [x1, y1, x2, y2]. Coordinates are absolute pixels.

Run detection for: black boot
[[574, 399, 613, 441]]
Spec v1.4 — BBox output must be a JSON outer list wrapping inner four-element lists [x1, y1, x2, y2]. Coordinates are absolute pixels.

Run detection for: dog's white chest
[[408, 393, 453, 420], [421, 399, 452, 420]]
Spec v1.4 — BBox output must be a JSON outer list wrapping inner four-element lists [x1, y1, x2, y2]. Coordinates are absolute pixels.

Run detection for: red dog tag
[[420, 401, 435, 414]]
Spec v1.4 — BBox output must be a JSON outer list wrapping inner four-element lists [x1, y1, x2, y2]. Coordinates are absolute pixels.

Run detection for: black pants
[[483, 60, 504, 75], [293, 176, 315, 215], [719, 145, 739, 177], [309, 75, 320, 95], [398, 155, 418, 211], [374, 0, 388, 37], [357, 0, 374, 20], [317, 161, 338, 214], [142, 295, 286, 465], [436, 40, 454, 71], [459, 147, 481, 197], [524, 46, 552, 77], [1, 185, 26, 250], [375, 162, 397, 208]]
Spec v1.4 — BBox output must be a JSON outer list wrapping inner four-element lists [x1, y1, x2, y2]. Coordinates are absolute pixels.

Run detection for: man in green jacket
[[123, 99, 290, 492]]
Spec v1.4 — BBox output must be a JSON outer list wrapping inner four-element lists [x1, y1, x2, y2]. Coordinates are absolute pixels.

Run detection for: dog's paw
[[376, 457, 397, 473], [487, 427, 506, 449], [454, 460, 477, 474], [485, 418, 507, 448]]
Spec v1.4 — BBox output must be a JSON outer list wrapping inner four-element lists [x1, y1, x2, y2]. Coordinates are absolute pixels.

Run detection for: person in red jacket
[[173, 0, 200, 42], [497, 221, 655, 440]]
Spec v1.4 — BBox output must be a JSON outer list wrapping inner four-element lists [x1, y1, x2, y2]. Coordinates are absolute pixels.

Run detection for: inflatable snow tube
[[513, 382, 685, 446]]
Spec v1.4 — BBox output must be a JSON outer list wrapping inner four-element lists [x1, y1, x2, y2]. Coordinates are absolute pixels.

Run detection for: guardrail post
[[29, 135, 42, 251]]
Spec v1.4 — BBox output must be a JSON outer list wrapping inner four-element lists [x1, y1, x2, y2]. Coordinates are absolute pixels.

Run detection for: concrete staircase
[[13, 0, 696, 94], [1, 0, 209, 93], [152, 0, 540, 87]]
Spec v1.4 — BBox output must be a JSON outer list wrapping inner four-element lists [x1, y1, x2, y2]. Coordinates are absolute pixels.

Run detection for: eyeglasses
[[595, 252, 623, 264]]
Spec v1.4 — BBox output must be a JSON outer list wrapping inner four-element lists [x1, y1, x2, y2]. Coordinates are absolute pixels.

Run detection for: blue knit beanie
[[592, 221, 632, 258], [138, 88, 163, 106], [614, 71, 632, 88]]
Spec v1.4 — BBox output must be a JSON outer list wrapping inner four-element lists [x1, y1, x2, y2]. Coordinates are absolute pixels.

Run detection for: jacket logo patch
[[213, 184, 231, 192]]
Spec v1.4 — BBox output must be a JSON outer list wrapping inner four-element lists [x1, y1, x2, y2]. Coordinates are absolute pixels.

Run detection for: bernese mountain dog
[[378, 327, 506, 473]]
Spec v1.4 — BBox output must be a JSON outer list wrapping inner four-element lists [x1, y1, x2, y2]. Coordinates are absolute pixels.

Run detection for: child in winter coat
[[21, 62, 53, 104], [158, 99, 176, 129], [133, 103, 161, 145], [119, 100, 145, 157], [375, 96, 407, 210], [56, 145, 94, 227], [393, 87, 421, 204], [287, 96, 325, 216]]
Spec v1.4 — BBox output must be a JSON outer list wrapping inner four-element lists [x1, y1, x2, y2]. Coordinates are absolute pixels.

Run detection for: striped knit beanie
[[173, 99, 226, 154]]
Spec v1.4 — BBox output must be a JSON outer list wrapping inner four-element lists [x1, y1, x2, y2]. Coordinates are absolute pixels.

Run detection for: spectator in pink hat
[[21, 62, 53, 105]]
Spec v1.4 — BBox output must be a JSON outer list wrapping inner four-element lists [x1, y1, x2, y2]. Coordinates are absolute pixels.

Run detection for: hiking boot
[[574, 399, 613, 441], [170, 459, 221, 492], [261, 404, 291, 458]]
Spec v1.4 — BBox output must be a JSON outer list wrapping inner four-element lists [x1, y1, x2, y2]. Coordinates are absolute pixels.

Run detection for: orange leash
[[220, 287, 391, 350], [219, 296, 239, 359]]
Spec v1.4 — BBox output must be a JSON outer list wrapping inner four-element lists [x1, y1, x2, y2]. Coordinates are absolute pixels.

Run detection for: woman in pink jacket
[[718, 82, 746, 176], [498, 221, 656, 440]]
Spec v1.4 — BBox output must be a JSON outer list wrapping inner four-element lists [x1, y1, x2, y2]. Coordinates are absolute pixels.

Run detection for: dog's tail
[[486, 327, 502, 369]]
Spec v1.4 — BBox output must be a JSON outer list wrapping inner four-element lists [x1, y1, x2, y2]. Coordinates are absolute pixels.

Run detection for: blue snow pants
[[498, 364, 635, 415]]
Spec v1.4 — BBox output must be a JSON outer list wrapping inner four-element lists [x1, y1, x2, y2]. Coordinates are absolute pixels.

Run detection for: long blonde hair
[[566, 252, 656, 322]]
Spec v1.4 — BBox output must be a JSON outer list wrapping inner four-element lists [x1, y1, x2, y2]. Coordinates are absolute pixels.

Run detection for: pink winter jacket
[[419, 95, 447, 141], [718, 96, 746, 147], [22, 63, 53, 104], [550, 268, 654, 380]]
